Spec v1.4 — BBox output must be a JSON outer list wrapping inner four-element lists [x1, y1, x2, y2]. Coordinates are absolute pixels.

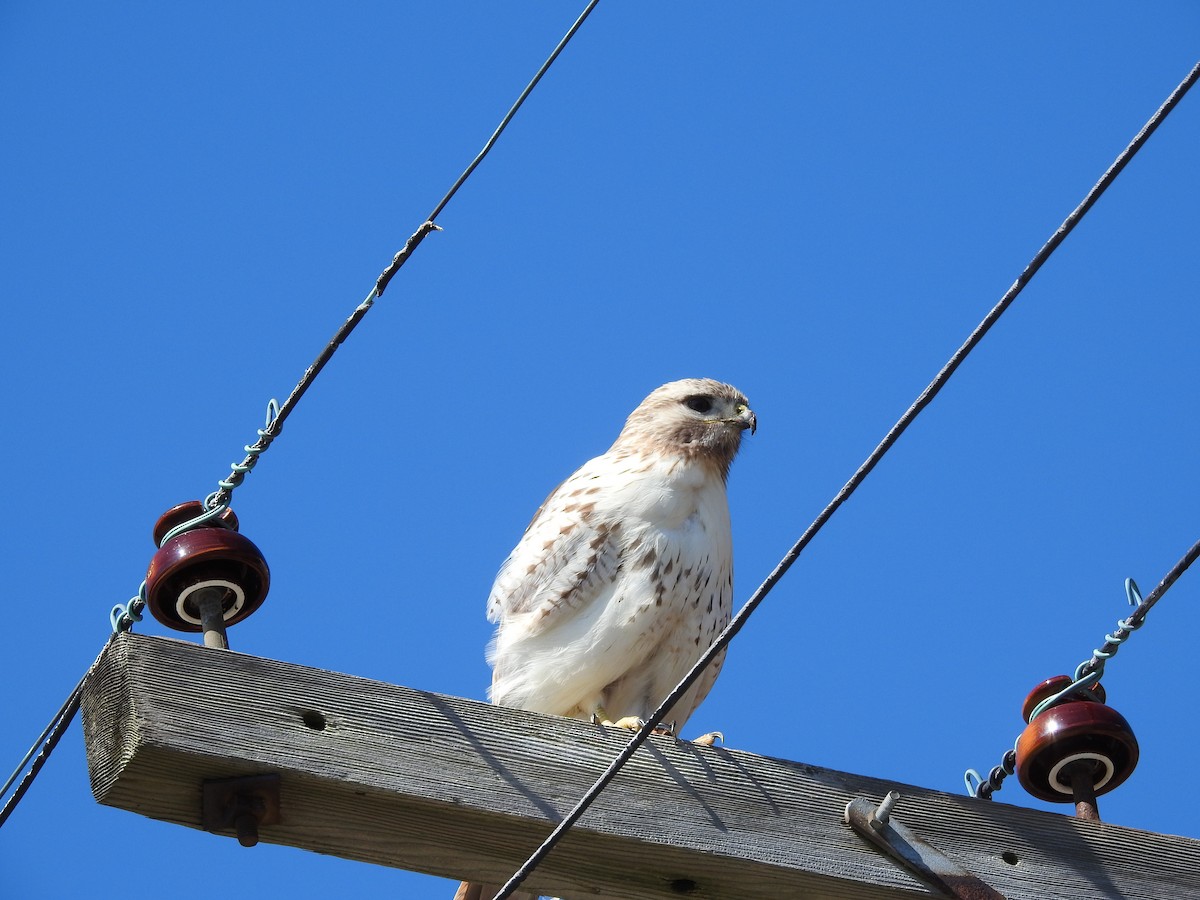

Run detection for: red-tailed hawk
[[455, 378, 755, 900]]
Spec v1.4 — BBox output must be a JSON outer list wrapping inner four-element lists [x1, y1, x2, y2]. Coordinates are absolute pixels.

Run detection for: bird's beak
[[736, 404, 757, 435]]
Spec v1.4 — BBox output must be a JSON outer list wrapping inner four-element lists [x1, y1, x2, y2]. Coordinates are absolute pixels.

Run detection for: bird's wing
[[486, 463, 622, 637]]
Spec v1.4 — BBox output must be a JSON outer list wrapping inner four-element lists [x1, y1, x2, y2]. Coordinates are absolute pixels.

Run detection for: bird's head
[[616, 378, 755, 479]]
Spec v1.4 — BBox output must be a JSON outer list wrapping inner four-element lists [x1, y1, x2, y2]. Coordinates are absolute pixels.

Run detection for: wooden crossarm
[[81, 633, 1200, 899]]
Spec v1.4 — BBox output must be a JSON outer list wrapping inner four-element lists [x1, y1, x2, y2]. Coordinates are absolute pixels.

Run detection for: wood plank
[[81, 633, 1200, 899]]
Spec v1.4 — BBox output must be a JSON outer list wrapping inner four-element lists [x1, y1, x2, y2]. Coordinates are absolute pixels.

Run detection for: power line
[[1080, 537, 1200, 678], [423, 0, 600, 227], [206, 0, 601, 515], [6, 1, 604, 826], [491, 57, 1200, 900], [0, 638, 112, 829]]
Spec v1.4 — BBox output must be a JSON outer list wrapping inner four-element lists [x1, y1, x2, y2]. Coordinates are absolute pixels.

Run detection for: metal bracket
[[202, 773, 281, 847], [845, 793, 1006, 900]]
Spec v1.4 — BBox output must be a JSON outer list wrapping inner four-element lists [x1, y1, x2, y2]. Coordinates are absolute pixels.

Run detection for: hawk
[[455, 378, 755, 900]]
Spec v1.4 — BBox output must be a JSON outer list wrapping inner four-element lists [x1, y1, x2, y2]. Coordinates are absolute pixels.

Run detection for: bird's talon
[[603, 715, 645, 731], [591, 706, 645, 731]]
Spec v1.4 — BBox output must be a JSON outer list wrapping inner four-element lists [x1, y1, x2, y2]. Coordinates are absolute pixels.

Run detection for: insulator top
[[153, 500, 239, 546], [1020, 675, 1106, 722]]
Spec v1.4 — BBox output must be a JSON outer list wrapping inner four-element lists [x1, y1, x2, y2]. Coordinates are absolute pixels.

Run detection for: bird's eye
[[684, 395, 714, 414]]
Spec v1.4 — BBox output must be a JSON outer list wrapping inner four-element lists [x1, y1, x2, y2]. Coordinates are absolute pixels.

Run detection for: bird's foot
[[591, 707, 648, 732], [691, 731, 724, 747], [594, 714, 646, 731], [590, 708, 679, 736]]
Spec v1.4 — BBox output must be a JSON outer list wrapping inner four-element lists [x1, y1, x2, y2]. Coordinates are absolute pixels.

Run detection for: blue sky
[[2, 3, 1198, 897]]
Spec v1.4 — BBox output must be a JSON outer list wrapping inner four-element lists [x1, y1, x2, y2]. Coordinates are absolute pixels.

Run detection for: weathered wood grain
[[81, 634, 1200, 899]]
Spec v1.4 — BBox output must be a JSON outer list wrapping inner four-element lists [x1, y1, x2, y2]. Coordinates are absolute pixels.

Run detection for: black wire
[[374, 0, 601, 297], [1079, 537, 1200, 678], [210, 0, 601, 508], [0, 637, 113, 829], [492, 57, 1200, 900], [425, 0, 600, 226]]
